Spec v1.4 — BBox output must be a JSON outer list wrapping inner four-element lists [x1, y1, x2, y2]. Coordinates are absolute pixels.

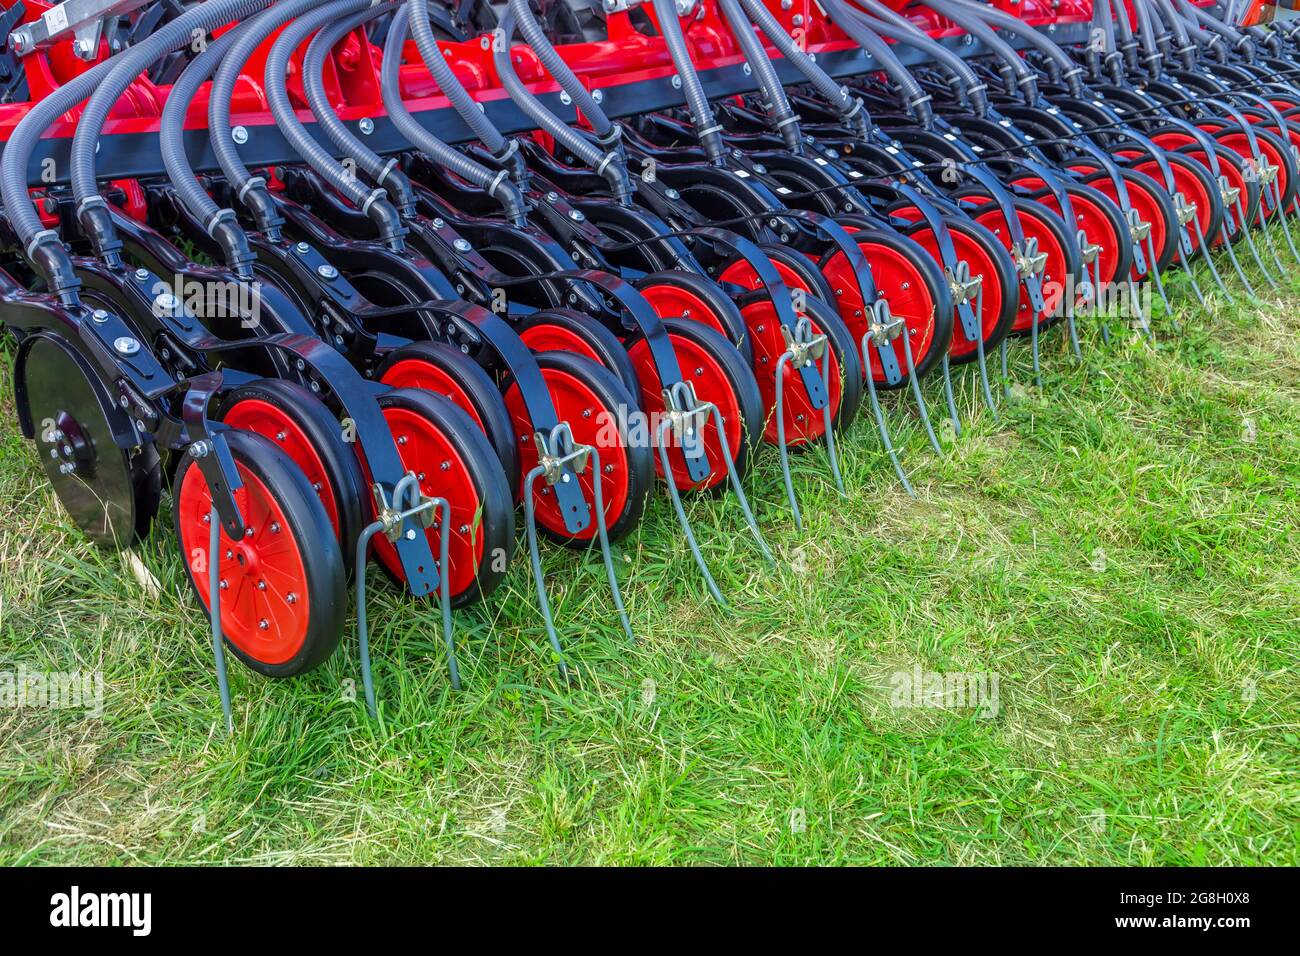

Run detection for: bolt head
[[113, 336, 140, 356], [317, 264, 339, 280], [232, 126, 249, 145], [359, 117, 375, 135]]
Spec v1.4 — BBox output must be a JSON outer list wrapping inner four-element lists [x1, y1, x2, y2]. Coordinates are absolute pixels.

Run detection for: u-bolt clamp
[[779, 316, 829, 371], [775, 317, 842, 530], [867, 297, 905, 346], [661, 379, 715, 443], [1076, 229, 1102, 267], [1255, 158, 1279, 188], [1174, 193, 1199, 227], [946, 260, 984, 307], [1127, 209, 1152, 245], [1012, 236, 1048, 279], [1218, 175, 1242, 208]]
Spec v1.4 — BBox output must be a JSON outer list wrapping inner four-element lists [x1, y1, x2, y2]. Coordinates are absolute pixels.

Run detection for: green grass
[[1, 263, 1297, 865]]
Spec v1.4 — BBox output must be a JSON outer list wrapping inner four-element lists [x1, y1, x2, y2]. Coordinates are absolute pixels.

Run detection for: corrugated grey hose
[[380, 6, 528, 224], [508, 0, 613, 139], [1126, 0, 1168, 74], [941, 0, 1087, 96], [69, 0, 270, 262], [1106, 0, 1145, 71], [820, 0, 938, 125], [264, 0, 407, 247], [492, 8, 631, 200], [1147, 0, 1200, 68], [650, 0, 727, 164], [302, 1, 412, 208], [1179, 0, 1255, 60], [736, 0, 870, 137], [408, 0, 513, 159], [716, 0, 801, 152], [851, 0, 990, 112], [160, 19, 266, 275], [907, 0, 1040, 101], [211, 0, 328, 232]]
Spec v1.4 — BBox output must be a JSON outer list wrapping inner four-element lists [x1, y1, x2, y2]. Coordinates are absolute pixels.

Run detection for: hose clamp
[[594, 122, 623, 148], [204, 207, 238, 237], [492, 139, 520, 165], [486, 170, 510, 198], [74, 194, 107, 218], [25, 228, 61, 261], [237, 176, 267, 205], [698, 124, 725, 138], [595, 151, 618, 177], [774, 115, 800, 130], [360, 188, 388, 216], [376, 158, 400, 187]]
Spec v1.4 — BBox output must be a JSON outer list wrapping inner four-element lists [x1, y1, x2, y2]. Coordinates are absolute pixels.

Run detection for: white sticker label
[[776, 186, 792, 194], [886, 146, 899, 154], [734, 169, 750, 178], [814, 157, 827, 165], [944, 133, 957, 141], [848, 170, 863, 178], [971, 144, 984, 153], [44, 5, 69, 33]]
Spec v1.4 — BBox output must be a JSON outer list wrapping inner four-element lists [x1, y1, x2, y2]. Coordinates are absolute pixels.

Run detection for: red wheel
[[636, 270, 751, 360], [217, 379, 365, 560], [733, 293, 860, 445], [626, 317, 763, 491], [174, 429, 345, 677], [503, 351, 653, 545], [1010, 178, 1132, 290], [366, 389, 515, 607], [1120, 150, 1223, 254], [900, 216, 1018, 364], [1067, 164, 1179, 277], [961, 195, 1078, 334], [515, 308, 640, 397], [819, 229, 953, 386], [376, 341, 521, 500]]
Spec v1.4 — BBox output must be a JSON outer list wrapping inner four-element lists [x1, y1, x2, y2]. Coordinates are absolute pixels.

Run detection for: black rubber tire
[[375, 340, 521, 501], [373, 387, 515, 607], [217, 378, 366, 569], [635, 270, 754, 364], [515, 308, 641, 398], [173, 429, 347, 678]]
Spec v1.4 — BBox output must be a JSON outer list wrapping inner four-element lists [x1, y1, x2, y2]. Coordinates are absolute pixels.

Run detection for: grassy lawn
[[0, 264, 1297, 866]]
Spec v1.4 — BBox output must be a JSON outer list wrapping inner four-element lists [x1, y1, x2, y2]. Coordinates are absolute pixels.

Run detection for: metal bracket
[[10, 0, 153, 59]]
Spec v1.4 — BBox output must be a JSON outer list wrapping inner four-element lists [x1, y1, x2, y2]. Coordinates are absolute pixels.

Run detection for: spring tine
[[1192, 216, 1233, 302], [861, 332, 915, 497], [972, 284, 999, 416], [1029, 305, 1043, 387], [1145, 233, 1175, 326], [708, 402, 774, 562], [1176, 240, 1209, 309], [355, 520, 384, 719], [774, 352, 804, 531], [1226, 194, 1269, 294], [585, 447, 634, 644], [1269, 176, 1300, 266], [523, 465, 572, 680], [433, 498, 459, 692], [656, 417, 727, 607], [1000, 337, 1013, 396], [940, 352, 961, 439], [1066, 275, 1084, 362], [207, 506, 234, 735], [1254, 182, 1289, 281], [901, 324, 943, 455]]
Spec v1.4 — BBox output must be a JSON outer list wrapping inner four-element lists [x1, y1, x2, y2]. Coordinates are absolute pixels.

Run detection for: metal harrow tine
[[522, 422, 633, 682], [207, 506, 234, 735], [861, 300, 916, 496], [655, 382, 773, 608], [901, 315, 943, 454], [355, 473, 455, 718], [774, 316, 845, 532]]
